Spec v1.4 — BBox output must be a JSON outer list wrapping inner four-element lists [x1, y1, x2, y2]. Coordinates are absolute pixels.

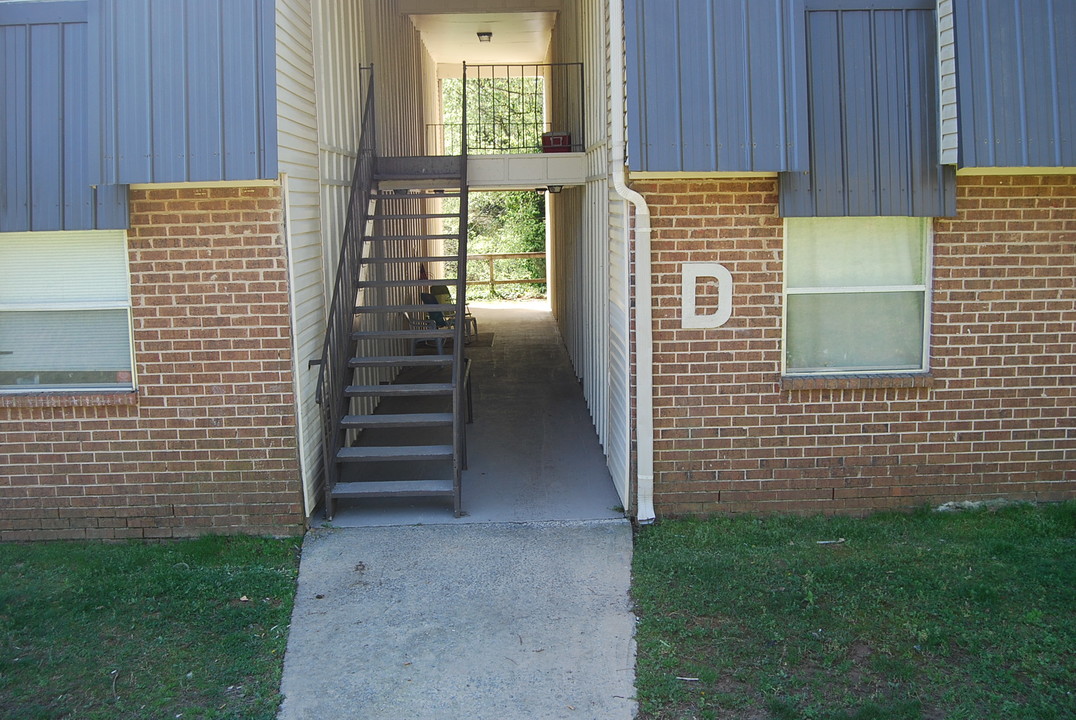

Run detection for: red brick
[[1, 186, 305, 539], [640, 174, 1076, 516]]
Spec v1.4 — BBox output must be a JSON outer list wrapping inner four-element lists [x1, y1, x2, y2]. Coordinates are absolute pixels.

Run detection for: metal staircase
[[316, 80, 471, 519]]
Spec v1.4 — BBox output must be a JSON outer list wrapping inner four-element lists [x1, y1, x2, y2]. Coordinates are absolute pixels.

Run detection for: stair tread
[[371, 192, 463, 199], [351, 329, 454, 339], [363, 256, 459, 264], [357, 278, 461, 288], [371, 213, 459, 220], [367, 234, 459, 241], [345, 382, 454, 396], [342, 412, 454, 427], [331, 479, 455, 497], [374, 173, 461, 180], [338, 444, 454, 460], [353, 304, 455, 313], [348, 355, 454, 367], [375, 181, 462, 192]]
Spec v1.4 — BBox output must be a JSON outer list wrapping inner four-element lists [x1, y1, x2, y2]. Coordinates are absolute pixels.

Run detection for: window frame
[[0, 230, 136, 394], [781, 217, 933, 377]]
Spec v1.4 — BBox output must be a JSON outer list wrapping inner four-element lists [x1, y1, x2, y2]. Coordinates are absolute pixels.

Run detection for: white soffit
[[409, 12, 556, 66]]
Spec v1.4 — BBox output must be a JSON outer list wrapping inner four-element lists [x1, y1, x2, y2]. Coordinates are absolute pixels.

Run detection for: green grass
[[0, 536, 300, 720], [632, 502, 1076, 720]]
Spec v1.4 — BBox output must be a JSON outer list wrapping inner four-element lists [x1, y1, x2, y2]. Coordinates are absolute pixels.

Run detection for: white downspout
[[609, 0, 655, 524]]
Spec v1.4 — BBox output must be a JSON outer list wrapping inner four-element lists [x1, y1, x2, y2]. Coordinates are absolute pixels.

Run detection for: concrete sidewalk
[[277, 520, 636, 719]]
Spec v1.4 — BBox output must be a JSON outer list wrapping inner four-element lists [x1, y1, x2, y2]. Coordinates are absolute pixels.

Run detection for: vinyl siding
[[367, 0, 432, 158], [277, 0, 322, 515], [937, 0, 958, 164], [314, 0, 368, 314], [550, 0, 629, 506], [605, 0, 631, 505], [279, 0, 438, 516]]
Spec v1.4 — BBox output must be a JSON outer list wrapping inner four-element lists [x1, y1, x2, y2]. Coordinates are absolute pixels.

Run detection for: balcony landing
[[468, 152, 587, 190]]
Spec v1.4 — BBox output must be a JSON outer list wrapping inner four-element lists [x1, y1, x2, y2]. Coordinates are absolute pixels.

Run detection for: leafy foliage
[[443, 191, 547, 300], [441, 77, 546, 154], [437, 78, 549, 299]]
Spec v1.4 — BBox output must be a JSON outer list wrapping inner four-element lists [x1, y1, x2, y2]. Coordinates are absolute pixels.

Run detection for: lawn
[[0, 535, 300, 720], [632, 502, 1076, 720]]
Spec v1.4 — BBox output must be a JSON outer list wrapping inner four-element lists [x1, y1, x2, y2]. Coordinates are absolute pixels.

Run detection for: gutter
[[609, 0, 655, 524]]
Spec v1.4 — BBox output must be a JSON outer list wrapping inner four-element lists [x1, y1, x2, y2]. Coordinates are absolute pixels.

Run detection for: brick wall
[[637, 174, 1075, 515], [1, 186, 306, 540]]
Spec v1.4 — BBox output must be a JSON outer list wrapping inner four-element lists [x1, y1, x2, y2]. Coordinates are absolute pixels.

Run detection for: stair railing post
[[451, 63, 470, 517]]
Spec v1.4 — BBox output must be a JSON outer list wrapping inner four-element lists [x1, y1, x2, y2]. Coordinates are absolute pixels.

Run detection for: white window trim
[[781, 218, 934, 377]]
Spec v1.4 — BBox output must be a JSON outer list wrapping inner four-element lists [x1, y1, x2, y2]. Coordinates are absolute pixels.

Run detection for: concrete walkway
[[328, 301, 625, 525], [277, 521, 636, 719], [278, 303, 636, 719]]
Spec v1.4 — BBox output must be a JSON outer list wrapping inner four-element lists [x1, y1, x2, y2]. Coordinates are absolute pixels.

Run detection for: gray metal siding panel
[[222, 2, 256, 179], [1058, 2, 1076, 166], [955, 0, 1075, 167], [842, 11, 878, 214], [29, 23, 63, 230], [257, 2, 277, 177], [747, 0, 799, 170], [873, 10, 909, 213], [1, 1, 88, 24], [149, 0, 187, 181], [624, 0, 644, 169], [188, 2, 225, 181], [92, 184, 128, 229], [2, 24, 30, 231], [780, 7, 955, 217], [95, 0, 277, 184], [713, 0, 747, 169], [638, 0, 683, 170], [63, 21, 89, 228], [676, 0, 715, 171], [905, 9, 952, 214], [112, 1, 152, 182], [0, 2, 128, 232], [625, 0, 807, 173]]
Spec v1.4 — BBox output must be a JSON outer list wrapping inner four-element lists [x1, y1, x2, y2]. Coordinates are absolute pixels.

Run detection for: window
[[783, 217, 931, 375], [0, 231, 135, 392]]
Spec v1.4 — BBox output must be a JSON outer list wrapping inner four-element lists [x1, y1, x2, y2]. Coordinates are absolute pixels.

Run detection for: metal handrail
[[315, 65, 376, 512], [433, 63, 585, 156]]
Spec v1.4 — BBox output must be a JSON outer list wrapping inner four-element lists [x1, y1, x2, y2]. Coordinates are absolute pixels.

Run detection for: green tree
[[441, 76, 546, 154], [440, 77, 549, 299], [445, 191, 546, 300]]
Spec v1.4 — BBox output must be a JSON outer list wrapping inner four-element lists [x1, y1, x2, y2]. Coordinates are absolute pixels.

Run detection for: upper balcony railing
[[429, 63, 585, 156]]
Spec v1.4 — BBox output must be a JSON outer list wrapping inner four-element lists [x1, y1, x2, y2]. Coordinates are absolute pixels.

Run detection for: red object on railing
[[541, 132, 572, 153]]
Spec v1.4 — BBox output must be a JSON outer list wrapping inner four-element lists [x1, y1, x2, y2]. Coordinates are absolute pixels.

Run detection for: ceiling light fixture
[[477, 31, 492, 42]]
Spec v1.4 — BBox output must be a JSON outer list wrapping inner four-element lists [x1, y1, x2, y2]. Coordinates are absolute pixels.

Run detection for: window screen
[[0, 231, 134, 391], [784, 217, 930, 374]]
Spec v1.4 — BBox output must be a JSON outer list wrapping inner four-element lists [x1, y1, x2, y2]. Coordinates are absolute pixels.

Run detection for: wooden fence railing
[[462, 252, 546, 294]]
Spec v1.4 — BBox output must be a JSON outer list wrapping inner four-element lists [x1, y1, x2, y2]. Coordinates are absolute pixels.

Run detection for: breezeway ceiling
[[409, 12, 556, 66]]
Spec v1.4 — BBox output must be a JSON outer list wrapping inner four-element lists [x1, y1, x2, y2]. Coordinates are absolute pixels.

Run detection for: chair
[[422, 291, 476, 343], [429, 284, 478, 339], [404, 311, 445, 355]]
